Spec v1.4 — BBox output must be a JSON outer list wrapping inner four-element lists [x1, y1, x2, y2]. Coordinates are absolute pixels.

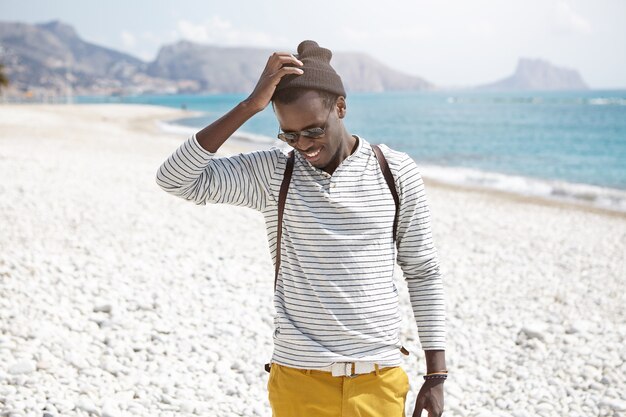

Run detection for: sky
[[1, 0, 625, 89]]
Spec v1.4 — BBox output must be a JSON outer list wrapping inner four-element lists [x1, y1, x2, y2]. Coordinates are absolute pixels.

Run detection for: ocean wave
[[156, 120, 197, 135], [157, 120, 289, 151], [446, 96, 626, 106], [587, 97, 626, 106], [420, 164, 626, 214]]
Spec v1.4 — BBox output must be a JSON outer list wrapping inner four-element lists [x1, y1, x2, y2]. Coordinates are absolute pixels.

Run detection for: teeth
[[306, 149, 321, 158]]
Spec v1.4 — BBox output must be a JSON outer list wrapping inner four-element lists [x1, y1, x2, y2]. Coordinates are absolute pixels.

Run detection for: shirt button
[[330, 183, 336, 188]]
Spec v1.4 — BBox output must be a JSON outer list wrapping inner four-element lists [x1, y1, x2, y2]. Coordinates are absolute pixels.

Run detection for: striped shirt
[[156, 133, 446, 369]]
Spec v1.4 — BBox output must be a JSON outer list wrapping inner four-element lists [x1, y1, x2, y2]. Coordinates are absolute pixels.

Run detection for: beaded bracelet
[[424, 374, 448, 380], [423, 369, 448, 381]]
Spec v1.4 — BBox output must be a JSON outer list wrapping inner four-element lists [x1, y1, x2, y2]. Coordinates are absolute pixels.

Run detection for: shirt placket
[[328, 176, 338, 197]]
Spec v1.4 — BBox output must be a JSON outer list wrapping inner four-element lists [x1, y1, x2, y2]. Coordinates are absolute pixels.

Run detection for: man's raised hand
[[245, 52, 304, 111]]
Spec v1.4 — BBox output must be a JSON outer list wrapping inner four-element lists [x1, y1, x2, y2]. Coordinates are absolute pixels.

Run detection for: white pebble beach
[[0, 104, 625, 417]]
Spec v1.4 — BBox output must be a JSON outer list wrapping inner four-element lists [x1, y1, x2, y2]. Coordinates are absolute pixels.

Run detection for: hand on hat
[[245, 52, 304, 112]]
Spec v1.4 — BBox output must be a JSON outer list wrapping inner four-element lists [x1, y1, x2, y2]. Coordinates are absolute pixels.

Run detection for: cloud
[[120, 30, 169, 48], [342, 27, 371, 42], [341, 25, 433, 42], [120, 30, 137, 48], [467, 20, 496, 37], [552, 0, 592, 35], [384, 26, 434, 41], [175, 17, 288, 47], [135, 50, 154, 61], [139, 31, 163, 43], [118, 29, 179, 61]]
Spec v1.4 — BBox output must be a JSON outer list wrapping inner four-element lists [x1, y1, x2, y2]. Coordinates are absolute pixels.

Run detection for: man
[[156, 40, 447, 417]]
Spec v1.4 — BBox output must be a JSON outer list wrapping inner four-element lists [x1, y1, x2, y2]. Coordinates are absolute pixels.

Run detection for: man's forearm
[[424, 349, 446, 373], [195, 99, 262, 153]]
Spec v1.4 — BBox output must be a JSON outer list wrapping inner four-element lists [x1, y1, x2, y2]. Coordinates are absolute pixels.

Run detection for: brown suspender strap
[[371, 144, 409, 357], [371, 144, 400, 243], [267, 150, 294, 373], [274, 150, 294, 292]]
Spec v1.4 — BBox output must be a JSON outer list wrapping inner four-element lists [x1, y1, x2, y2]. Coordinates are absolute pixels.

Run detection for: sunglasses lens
[[278, 127, 325, 145], [302, 128, 325, 138], [278, 133, 297, 142]]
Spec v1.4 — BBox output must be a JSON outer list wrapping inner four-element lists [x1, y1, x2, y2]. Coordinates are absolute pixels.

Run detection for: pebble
[[76, 397, 100, 416], [66, 352, 90, 370], [536, 402, 553, 412], [520, 324, 547, 341], [179, 401, 195, 413], [101, 403, 121, 417], [52, 399, 75, 413], [36, 359, 52, 370], [471, 411, 496, 417], [599, 398, 626, 411], [8, 360, 36, 375], [93, 304, 113, 313]]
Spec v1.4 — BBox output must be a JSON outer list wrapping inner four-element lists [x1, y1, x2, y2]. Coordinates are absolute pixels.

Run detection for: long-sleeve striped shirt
[[156, 133, 446, 369]]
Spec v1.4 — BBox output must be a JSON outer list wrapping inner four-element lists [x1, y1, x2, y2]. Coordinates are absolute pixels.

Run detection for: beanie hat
[[273, 40, 346, 98]]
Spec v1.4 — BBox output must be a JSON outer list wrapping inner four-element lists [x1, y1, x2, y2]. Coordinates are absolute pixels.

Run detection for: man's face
[[273, 90, 345, 173]]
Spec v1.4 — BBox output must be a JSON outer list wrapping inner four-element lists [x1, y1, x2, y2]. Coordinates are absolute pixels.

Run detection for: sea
[[78, 90, 626, 213]]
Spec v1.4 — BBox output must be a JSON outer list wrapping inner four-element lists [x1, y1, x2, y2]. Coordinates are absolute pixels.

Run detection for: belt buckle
[[345, 362, 358, 378], [331, 362, 357, 378]]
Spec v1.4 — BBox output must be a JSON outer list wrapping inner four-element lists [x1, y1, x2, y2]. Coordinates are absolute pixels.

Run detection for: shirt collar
[[295, 134, 369, 176]]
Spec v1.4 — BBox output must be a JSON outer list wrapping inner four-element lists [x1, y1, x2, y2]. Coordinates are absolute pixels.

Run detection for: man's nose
[[293, 135, 314, 150]]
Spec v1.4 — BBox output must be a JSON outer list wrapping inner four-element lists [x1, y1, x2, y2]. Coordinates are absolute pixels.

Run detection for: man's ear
[[336, 96, 347, 119]]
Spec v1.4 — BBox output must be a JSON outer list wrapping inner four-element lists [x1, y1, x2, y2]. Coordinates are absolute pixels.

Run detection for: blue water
[[78, 90, 626, 209]]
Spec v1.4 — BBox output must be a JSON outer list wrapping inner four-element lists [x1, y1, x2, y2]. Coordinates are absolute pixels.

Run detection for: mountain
[[331, 52, 433, 92], [147, 41, 434, 93], [0, 20, 156, 95], [476, 58, 588, 91], [0, 20, 434, 97], [146, 41, 282, 93]]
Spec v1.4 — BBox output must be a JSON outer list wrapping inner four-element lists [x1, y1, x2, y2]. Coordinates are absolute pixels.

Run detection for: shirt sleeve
[[393, 152, 446, 351], [155, 133, 283, 212]]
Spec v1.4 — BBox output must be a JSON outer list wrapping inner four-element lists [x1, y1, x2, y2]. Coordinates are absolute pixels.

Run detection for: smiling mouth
[[304, 148, 322, 158]]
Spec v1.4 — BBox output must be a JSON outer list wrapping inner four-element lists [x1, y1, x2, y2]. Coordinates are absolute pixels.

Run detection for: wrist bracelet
[[423, 373, 448, 381], [424, 369, 448, 381], [426, 369, 448, 374]]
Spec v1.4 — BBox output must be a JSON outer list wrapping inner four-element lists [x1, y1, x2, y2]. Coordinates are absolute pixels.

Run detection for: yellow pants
[[267, 363, 410, 417]]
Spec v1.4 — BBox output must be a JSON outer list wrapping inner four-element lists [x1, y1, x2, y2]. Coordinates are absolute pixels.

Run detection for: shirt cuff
[[190, 132, 216, 159]]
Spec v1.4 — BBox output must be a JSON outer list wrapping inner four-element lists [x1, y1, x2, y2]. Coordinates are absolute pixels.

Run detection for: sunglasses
[[277, 106, 334, 146]]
